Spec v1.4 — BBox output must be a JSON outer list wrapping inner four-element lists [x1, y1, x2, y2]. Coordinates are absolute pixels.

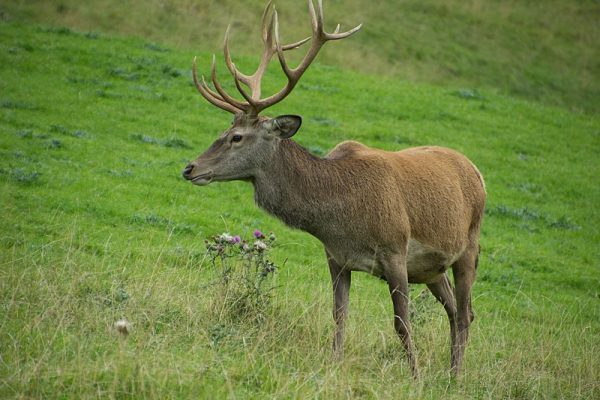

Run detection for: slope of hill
[[1, 0, 598, 113]]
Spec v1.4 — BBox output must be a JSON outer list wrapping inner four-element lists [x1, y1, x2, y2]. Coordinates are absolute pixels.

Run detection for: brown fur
[[183, 116, 486, 376]]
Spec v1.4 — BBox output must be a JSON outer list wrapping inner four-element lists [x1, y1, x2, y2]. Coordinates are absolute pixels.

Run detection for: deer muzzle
[[182, 164, 213, 186]]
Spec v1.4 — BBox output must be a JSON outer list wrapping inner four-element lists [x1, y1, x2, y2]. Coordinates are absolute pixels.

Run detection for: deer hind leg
[[326, 249, 351, 360], [450, 243, 479, 376], [381, 252, 418, 377], [427, 273, 458, 371]]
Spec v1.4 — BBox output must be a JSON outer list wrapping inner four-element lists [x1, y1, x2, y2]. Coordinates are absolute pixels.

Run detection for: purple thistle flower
[[232, 235, 241, 244], [253, 229, 265, 239]]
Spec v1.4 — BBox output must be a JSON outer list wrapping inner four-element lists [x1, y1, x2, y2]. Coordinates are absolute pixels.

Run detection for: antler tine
[[224, 25, 252, 86], [261, 2, 311, 51], [325, 22, 363, 40], [273, 9, 292, 77], [200, 75, 236, 109], [316, 0, 325, 32], [210, 54, 248, 111], [281, 36, 312, 51], [315, 0, 362, 40], [231, 63, 257, 107], [308, 0, 319, 33], [261, 0, 275, 46], [193, 57, 241, 114]]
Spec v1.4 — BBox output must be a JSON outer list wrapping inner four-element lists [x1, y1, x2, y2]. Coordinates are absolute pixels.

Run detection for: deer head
[[182, 0, 362, 185]]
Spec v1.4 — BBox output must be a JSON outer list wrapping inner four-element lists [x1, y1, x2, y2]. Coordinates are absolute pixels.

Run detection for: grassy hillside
[[1, 0, 598, 113], [1, 17, 599, 400]]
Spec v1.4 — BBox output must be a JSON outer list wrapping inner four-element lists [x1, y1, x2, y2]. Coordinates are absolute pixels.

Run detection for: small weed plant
[[205, 230, 279, 323]]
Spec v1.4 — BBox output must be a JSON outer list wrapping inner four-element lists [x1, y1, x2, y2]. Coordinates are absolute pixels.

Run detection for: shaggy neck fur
[[252, 139, 351, 236]]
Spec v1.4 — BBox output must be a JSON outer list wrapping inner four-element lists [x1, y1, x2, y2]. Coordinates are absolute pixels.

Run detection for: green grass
[[1, 17, 599, 399], [1, 0, 598, 113]]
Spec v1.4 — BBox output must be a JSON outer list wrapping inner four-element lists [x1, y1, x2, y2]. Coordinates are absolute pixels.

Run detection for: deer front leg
[[326, 249, 351, 360], [382, 253, 418, 377]]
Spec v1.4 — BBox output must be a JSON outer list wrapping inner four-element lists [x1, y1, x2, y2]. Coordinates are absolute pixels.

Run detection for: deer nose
[[182, 164, 194, 180]]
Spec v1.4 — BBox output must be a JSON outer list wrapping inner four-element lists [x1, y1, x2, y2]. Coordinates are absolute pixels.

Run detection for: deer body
[[182, 0, 485, 376], [253, 139, 484, 284]]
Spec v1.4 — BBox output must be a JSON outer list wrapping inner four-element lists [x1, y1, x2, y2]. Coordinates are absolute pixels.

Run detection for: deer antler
[[193, 0, 362, 117]]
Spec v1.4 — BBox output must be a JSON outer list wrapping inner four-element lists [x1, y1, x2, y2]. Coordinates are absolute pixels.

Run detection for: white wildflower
[[114, 318, 132, 336], [219, 233, 233, 243], [254, 240, 267, 251]]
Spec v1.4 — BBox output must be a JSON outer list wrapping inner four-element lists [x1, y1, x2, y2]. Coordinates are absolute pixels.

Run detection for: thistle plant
[[205, 230, 279, 322]]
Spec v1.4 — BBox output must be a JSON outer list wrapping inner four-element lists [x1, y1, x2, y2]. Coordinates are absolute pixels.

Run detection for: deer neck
[[252, 139, 336, 235]]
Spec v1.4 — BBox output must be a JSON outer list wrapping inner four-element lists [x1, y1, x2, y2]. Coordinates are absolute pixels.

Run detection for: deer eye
[[231, 134, 243, 143]]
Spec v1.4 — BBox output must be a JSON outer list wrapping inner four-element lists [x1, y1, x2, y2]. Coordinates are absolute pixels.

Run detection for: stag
[[182, 0, 486, 376]]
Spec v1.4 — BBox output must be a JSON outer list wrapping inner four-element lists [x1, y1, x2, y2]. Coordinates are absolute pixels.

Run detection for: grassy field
[[1, 9, 599, 400], [1, 0, 598, 113]]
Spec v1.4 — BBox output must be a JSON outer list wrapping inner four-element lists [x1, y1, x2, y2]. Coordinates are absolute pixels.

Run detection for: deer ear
[[264, 115, 302, 139]]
